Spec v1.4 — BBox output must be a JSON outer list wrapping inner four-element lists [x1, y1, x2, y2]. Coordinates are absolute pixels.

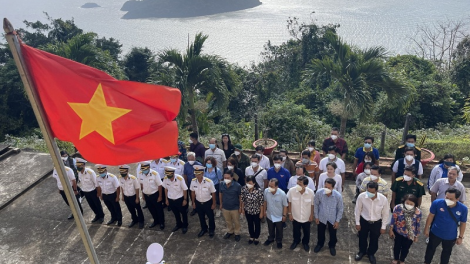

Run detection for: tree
[[123, 47, 156, 82], [304, 33, 407, 136], [157, 33, 240, 134]]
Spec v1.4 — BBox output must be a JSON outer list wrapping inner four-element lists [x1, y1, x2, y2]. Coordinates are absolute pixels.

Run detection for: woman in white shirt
[[317, 162, 342, 192]]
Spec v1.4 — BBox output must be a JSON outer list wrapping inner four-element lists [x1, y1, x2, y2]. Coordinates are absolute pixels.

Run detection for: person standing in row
[[190, 165, 217, 238], [96, 164, 122, 226], [352, 136, 380, 174], [139, 161, 165, 229], [189, 132, 206, 163], [360, 165, 390, 198], [319, 146, 346, 190], [393, 134, 421, 165], [205, 138, 227, 171], [427, 154, 464, 190], [263, 179, 288, 249], [163, 166, 189, 234], [76, 158, 103, 223], [221, 133, 235, 160], [246, 154, 268, 190], [321, 127, 348, 160], [301, 150, 320, 186], [391, 166, 425, 210], [255, 145, 271, 169], [118, 164, 144, 229], [225, 157, 245, 186], [353, 162, 373, 204], [392, 147, 423, 183], [314, 178, 343, 256], [279, 149, 296, 176], [52, 162, 83, 220], [230, 144, 251, 172], [184, 152, 201, 216], [354, 181, 389, 264], [287, 176, 315, 252], [240, 175, 264, 245], [288, 162, 315, 191], [203, 157, 223, 217], [430, 166, 467, 203], [267, 155, 291, 193], [168, 153, 185, 176], [306, 140, 321, 165], [220, 170, 242, 241], [317, 162, 343, 193]]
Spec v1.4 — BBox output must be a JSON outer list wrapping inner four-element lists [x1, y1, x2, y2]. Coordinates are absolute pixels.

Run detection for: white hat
[[164, 166, 176, 172], [139, 161, 151, 166], [76, 157, 87, 164], [95, 164, 107, 169], [119, 164, 130, 169], [193, 165, 205, 171]]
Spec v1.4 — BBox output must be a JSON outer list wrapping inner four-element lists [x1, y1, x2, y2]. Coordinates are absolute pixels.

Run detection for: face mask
[[404, 204, 414, 210], [328, 154, 335, 160], [227, 166, 234, 170], [444, 161, 455, 167], [364, 143, 372, 148], [188, 139, 193, 144], [274, 163, 281, 169], [403, 175, 412, 181], [364, 169, 371, 175], [251, 162, 258, 168], [188, 161, 195, 165], [405, 155, 414, 161], [406, 142, 415, 148], [246, 183, 254, 189], [323, 188, 332, 194], [331, 135, 338, 140], [366, 191, 375, 198], [142, 169, 149, 174], [308, 147, 314, 152], [120, 173, 128, 177], [234, 151, 241, 156], [224, 179, 232, 184], [268, 187, 276, 193], [206, 163, 213, 169], [445, 199, 455, 206], [370, 175, 378, 181], [61, 156, 67, 161], [76, 166, 84, 172], [170, 158, 177, 163], [281, 156, 286, 161], [364, 159, 372, 163], [166, 173, 174, 178], [302, 158, 309, 164], [99, 173, 106, 178], [209, 144, 216, 149], [295, 185, 303, 192]]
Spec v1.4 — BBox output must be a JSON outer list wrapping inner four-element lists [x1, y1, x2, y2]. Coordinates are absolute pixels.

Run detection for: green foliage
[[123, 47, 156, 82]]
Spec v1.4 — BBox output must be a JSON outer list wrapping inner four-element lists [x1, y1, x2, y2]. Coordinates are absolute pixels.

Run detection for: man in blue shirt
[[424, 187, 467, 264], [184, 152, 202, 216], [352, 136, 379, 173], [267, 155, 291, 193], [263, 178, 288, 249]]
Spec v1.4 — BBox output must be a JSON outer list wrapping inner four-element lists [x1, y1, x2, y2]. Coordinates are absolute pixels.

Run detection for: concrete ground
[[0, 167, 469, 264]]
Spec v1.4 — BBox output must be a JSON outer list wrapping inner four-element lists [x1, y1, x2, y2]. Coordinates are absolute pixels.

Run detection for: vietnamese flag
[[21, 44, 181, 165]]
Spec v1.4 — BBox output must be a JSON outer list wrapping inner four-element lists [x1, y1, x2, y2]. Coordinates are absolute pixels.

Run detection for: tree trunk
[[188, 88, 198, 134], [254, 113, 259, 140], [340, 117, 347, 137]]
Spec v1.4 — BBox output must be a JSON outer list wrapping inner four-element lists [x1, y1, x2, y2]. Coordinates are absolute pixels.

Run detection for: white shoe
[[216, 210, 221, 218], [79, 197, 82, 204]]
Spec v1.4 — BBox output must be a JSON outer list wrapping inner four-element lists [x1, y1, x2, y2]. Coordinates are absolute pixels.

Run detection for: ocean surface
[[1, 0, 469, 65]]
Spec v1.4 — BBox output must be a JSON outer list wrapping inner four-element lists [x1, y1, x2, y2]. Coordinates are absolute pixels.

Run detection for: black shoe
[[128, 221, 137, 228], [223, 233, 233, 239], [355, 252, 365, 261], [139, 222, 144, 229], [209, 231, 215, 238], [182, 228, 188, 234], [290, 242, 299, 250], [149, 222, 157, 228], [314, 245, 322, 253], [160, 224, 165, 230], [91, 216, 99, 223], [235, 235, 240, 242], [264, 240, 274, 246], [282, 222, 287, 229], [190, 209, 197, 216], [67, 214, 74, 220], [329, 247, 336, 256], [253, 239, 259, 245], [98, 218, 104, 224], [303, 244, 310, 252], [277, 242, 282, 249], [198, 230, 207, 237], [172, 226, 181, 232], [248, 239, 254, 245], [368, 254, 376, 264], [106, 219, 116, 225]]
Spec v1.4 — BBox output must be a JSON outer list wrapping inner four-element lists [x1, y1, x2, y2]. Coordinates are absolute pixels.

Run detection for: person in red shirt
[[321, 128, 348, 160]]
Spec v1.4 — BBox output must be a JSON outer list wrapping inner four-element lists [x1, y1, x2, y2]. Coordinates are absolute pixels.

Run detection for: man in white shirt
[[96, 164, 122, 226], [430, 166, 467, 202], [287, 164, 316, 191], [76, 158, 104, 223], [255, 145, 271, 169], [119, 164, 144, 229], [319, 146, 346, 184], [52, 163, 82, 220], [245, 154, 268, 190], [167, 153, 185, 176], [190, 165, 217, 238], [163, 166, 189, 234], [138, 161, 165, 229], [287, 176, 315, 252], [205, 138, 227, 171], [354, 181, 390, 264]]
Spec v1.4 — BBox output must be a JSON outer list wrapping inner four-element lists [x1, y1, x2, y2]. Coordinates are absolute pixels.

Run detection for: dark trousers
[[215, 184, 220, 206], [59, 190, 83, 214], [169, 197, 188, 228], [102, 192, 122, 221], [317, 221, 337, 248], [245, 213, 261, 239], [267, 218, 284, 243], [358, 217, 382, 255], [195, 200, 215, 231], [424, 231, 456, 264], [293, 220, 311, 245], [83, 189, 104, 218], [393, 230, 414, 262], [124, 195, 144, 223], [144, 192, 165, 224]]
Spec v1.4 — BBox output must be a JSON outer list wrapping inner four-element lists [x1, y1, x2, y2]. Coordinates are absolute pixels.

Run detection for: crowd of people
[[52, 129, 467, 264]]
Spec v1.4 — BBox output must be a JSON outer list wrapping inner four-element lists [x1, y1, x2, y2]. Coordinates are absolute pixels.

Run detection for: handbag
[[445, 205, 460, 227]]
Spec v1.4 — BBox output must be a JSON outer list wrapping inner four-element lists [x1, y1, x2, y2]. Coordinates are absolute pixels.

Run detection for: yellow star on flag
[[68, 83, 131, 144]]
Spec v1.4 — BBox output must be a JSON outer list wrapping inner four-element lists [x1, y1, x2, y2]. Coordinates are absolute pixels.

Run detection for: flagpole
[[3, 18, 100, 264]]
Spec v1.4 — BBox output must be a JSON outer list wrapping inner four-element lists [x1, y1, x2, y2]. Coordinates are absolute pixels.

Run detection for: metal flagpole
[[3, 18, 100, 264]]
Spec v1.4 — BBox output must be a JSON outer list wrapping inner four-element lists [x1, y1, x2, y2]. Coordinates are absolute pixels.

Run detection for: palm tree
[[157, 33, 240, 134], [303, 32, 408, 136]]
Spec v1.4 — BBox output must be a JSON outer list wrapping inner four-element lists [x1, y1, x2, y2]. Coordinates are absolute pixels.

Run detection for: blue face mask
[[444, 161, 455, 167], [406, 142, 415, 148], [206, 163, 213, 169], [99, 173, 106, 178], [142, 169, 149, 174], [170, 158, 177, 163], [366, 191, 375, 198], [364, 143, 372, 148], [209, 144, 216, 149]]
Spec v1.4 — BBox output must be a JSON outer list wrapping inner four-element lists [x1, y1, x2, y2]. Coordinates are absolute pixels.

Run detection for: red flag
[[21, 44, 181, 165]]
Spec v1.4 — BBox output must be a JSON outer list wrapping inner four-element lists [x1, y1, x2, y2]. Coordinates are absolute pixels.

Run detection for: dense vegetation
[[1, 16, 470, 162]]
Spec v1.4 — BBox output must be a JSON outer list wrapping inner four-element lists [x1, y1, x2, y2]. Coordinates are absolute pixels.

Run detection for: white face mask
[[274, 163, 281, 169], [323, 188, 332, 194], [308, 147, 314, 152], [227, 166, 234, 170], [224, 179, 232, 184], [295, 185, 303, 192], [188, 161, 195, 165], [445, 199, 455, 206], [281, 156, 286, 161], [364, 169, 371, 175], [188, 139, 193, 144], [370, 175, 378, 181], [61, 156, 68, 161], [331, 135, 338, 140], [251, 162, 259, 168], [403, 175, 412, 182], [404, 204, 414, 210], [364, 159, 372, 163], [328, 154, 335, 160], [405, 155, 414, 161], [268, 187, 276, 193], [234, 151, 241, 156], [246, 183, 254, 189]]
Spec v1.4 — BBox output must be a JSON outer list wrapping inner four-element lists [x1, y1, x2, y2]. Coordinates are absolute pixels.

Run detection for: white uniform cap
[[193, 165, 205, 171], [95, 164, 107, 169], [119, 164, 130, 169], [76, 157, 87, 163], [139, 161, 151, 166], [164, 166, 176, 172]]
